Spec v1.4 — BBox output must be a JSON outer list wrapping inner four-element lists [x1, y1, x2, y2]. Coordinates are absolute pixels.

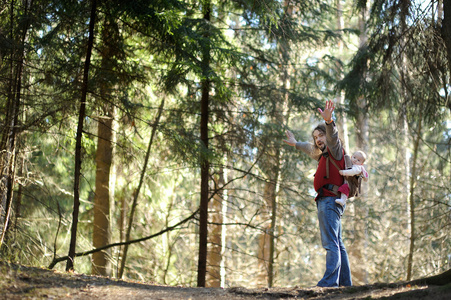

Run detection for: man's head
[[351, 150, 366, 165], [312, 124, 327, 151]]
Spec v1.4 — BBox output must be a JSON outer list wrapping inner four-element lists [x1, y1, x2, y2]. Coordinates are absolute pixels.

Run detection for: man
[[283, 100, 352, 287]]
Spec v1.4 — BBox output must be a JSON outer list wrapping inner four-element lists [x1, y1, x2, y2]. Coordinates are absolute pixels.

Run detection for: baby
[[335, 150, 369, 207]]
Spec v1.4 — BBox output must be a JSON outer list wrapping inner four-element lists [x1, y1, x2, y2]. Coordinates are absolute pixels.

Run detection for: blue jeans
[[316, 196, 352, 287]]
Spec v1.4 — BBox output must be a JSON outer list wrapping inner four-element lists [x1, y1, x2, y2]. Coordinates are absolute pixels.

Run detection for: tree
[[91, 12, 120, 277], [67, 0, 97, 272], [0, 0, 34, 250], [349, 0, 370, 285], [197, 0, 212, 287], [442, 0, 451, 82]]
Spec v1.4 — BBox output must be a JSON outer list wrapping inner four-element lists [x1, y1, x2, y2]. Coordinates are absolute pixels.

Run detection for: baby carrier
[[323, 152, 363, 198], [342, 154, 362, 197]]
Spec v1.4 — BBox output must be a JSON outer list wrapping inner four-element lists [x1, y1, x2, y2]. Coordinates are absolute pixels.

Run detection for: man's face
[[313, 130, 326, 151]]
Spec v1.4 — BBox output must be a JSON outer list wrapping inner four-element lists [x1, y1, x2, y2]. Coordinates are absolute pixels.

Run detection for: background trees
[[0, 0, 449, 288]]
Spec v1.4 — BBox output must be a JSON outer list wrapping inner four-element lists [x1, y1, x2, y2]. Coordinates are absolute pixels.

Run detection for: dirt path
[[1, 261, 450, 299]]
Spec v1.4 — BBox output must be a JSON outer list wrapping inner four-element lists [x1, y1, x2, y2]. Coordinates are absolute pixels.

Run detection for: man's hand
[[283, 130, 297, 146], [317, 100, 335, 123]]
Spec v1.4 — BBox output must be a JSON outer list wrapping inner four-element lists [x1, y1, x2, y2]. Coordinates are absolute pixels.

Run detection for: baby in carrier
[[335, 150, 369, 207]]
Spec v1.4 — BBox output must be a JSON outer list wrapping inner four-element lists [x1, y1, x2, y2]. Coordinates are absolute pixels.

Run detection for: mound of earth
[[1, 260, 450, 299]]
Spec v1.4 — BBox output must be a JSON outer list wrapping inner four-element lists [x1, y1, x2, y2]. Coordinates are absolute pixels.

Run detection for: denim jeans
[[316, 196, 352, 287]]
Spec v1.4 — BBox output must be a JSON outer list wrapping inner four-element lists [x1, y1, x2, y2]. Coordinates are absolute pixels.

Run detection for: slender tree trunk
[[398, 0, 415, 281], [268, 170, 280, 288], [118, 98, 165, 278], [257, 177, 277, 287], [197, 0, 211, 287], [349, 2, 369, 285], [162, 192, 176, 285], [335, 0, 349, 152], [442, 0, 451, 81], [220, 154, 229, 287], [407, 117, 422, 280], [206, 172, 223, 287], [66, 0, 97, 271]]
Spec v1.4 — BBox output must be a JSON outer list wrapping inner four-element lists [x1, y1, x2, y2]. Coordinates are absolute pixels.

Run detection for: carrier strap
[[322, 151, 343, 179]]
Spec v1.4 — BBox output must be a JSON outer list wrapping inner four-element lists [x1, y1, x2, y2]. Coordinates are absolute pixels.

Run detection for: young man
[[283, 100, 352, 287]]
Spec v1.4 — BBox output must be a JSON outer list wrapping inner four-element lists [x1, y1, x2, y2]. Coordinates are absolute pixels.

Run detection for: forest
[[0, 0, 450, 289]]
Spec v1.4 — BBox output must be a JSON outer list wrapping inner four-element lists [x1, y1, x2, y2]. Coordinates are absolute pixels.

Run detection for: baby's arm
[[340, 165, 364, 177], [360, 165, 369, 181]]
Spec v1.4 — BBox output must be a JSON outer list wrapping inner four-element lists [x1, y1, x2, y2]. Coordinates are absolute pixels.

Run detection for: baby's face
[[351, 153, 365, 165]]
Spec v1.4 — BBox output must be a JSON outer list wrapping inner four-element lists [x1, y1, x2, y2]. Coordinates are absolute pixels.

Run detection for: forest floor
[[1, 260, 450, 299]]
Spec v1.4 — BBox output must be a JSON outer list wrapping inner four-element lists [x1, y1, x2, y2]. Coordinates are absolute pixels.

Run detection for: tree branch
[[48, 208, 198, 270]]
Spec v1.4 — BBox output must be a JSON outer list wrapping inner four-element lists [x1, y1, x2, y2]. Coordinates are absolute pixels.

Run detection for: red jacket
[[314, 148, 345, 198]]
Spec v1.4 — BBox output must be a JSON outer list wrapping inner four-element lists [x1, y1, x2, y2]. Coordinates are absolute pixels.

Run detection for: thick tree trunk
[[197, 0, 211, 288], [92, 12, 121, 277], [257, 174, 279, 287], [92, 112, 113, 276], [67, 0, 97, 271]]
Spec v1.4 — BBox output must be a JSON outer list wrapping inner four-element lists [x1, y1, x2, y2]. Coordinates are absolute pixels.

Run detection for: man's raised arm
[[284, 130, 321, 161], [318, 100, 343, 161]]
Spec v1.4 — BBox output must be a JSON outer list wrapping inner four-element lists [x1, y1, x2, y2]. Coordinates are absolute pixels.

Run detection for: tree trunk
[[92, 111, 114, 276], [349, 2, 369, 285], [220, 155, 229, 287], [206, 172, 223, 287], [398, 0, 414, 281], [66, 0, 97, 272], [257, 179, 276, 287], [442, 0, 451, 81], [335, 0, 349, 152], [407, 117, 422, 281], [257, 170, 280, 288], [92, 11, 121, 277], [197, 0, 211, 288]]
